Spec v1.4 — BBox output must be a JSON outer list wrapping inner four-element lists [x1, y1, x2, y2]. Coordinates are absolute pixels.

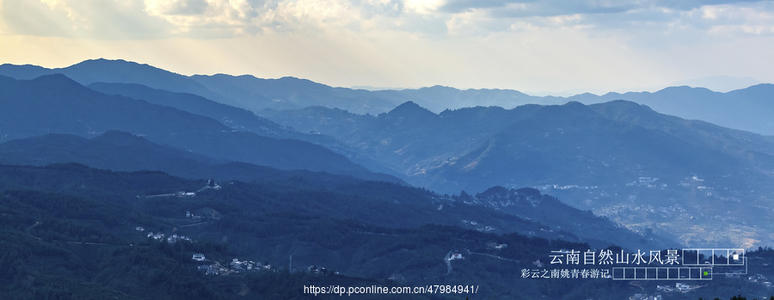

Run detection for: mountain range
[[3, 59, 774, 135], [2, 59, 773, 246], [0, 63, 683, 247], [2, 162, 772, 299], [0, 74, 395, 182], [0, 131, 374, 186], [0, 162, 640, 299], [0, 130, 668, 249], [0, 59, 397, 114], [260, 100, 774, 247], [2, 61, 772, 247], [0, 59, 774, 240], [85, 81, 396, 176], [1, 58, 774, 298]]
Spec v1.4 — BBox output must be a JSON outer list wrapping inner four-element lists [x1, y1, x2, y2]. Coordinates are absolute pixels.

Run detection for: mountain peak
[[386, 101, 436, 119], [474, 187, 546, 207], [746, 83, 774, 89], [477, 186, 541, 198], [588, 100, 656, 120], [393, 100, 421, 109], [90, 131, 163, 148], [533, 101, 591, 116], [72, 58, 138, 67], [655, 85, 716, 95], [67, 58, 171, 77], [416, 85, 458, 93], [29, 73, 83, 89], [603, 99, 651, 109], [94, 130, 144, 141], [563, 101, 586, 108], [478, 186, 509, 196], [728, 83, 774, 97]]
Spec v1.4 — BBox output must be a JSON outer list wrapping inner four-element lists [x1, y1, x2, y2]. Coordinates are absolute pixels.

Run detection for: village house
[[192, 253, 205, 262]]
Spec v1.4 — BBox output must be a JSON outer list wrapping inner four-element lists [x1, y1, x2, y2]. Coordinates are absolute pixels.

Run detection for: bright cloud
[[0, 0, 773, 94], [3, 0, 773, 38]]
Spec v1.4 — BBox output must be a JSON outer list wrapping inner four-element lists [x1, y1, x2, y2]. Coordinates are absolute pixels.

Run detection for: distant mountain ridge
[[4, 59, 774, 298], [0, 74, 394, 182], [0, 59, 397, 114], [88, 82, 308, 139], [0, 59, 220, 100], [3, 59, 774, 246], [263, 99, 774, 192], [567, 84, 774, 136], [189, 73, 398, 114], [0, 131, 402, 186], [260, 100, 774, 247], [86, 81, 400, 177], [3, 59, 774, 134]]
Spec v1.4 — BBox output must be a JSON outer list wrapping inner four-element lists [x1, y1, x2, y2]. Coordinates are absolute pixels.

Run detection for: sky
[[1, 0, 773, 95]]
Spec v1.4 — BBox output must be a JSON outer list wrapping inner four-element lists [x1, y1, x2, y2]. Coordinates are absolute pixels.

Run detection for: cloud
[[1, 0, 773, 95], [451, 0, 636, 17], [1, 0, 772, 39], [440, 0, 765, 16], [0, 0, 175, 38], [144, 0, 209, 16]]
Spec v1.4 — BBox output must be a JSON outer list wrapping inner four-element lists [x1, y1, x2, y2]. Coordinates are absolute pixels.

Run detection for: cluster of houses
[[748, 273, 773, 288], [136, 180, 221, 200], [655, 282, 702, 294], [678, 175, 714, 196], [185, 210, 203, 219], [486, 242, 508, 250], [146, 232, 165, 240], [139, 228, 192, 244], [626, 176, 667, 189], [166, 233, 192, 243], [306, 265, 338, 275], [193, 254, 274, 276], [192, 253, 339, 277], [197, 262, 228, 276], [447, 251, 465, 261], [140, 191, 197, 199], [230, 258, 267, 271], [196, 179, 222, 192], [461, 219, 496, 232], [184, 207, 223, 221]]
